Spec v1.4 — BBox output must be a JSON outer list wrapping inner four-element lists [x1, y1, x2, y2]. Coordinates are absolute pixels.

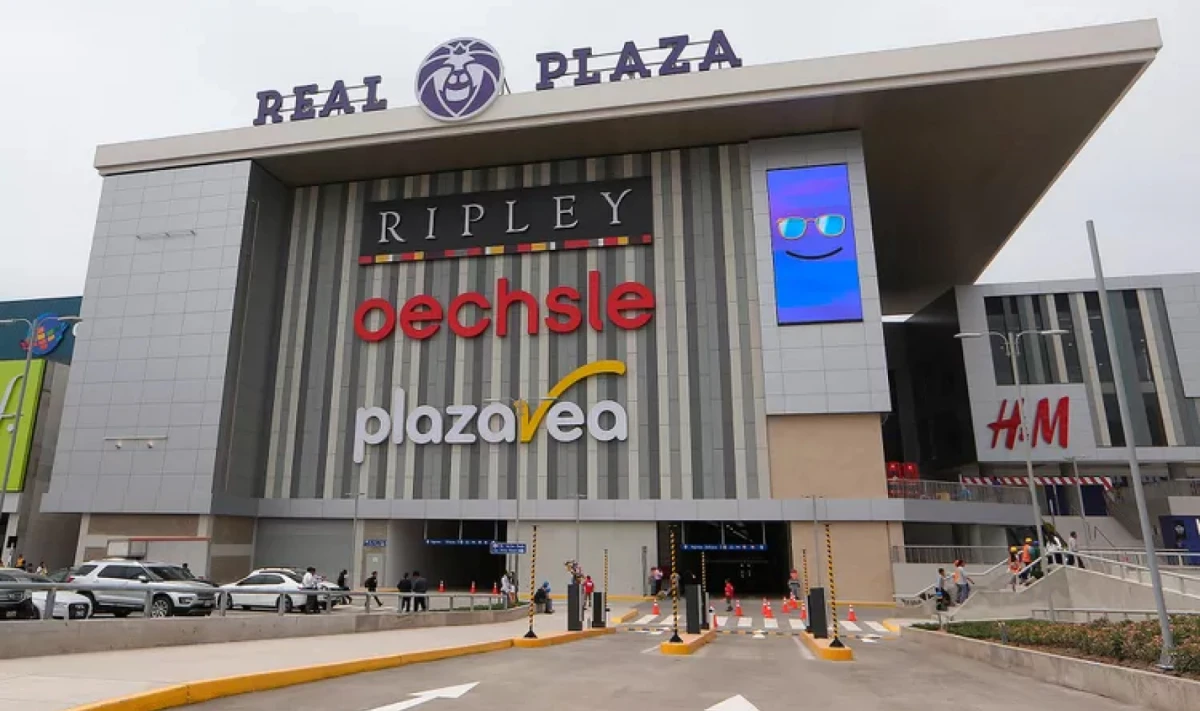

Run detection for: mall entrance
[[655, 521, 792, 596]]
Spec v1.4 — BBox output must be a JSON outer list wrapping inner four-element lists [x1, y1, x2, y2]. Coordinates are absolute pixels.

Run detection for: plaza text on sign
[[986, 396, 1070, 450], [359, 177, 653, 265], [353, 270, 655, 342], [535, 30, 742, 91], [353, 360, 629, 463]]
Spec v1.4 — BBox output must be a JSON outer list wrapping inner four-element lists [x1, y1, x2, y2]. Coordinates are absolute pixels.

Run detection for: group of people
[[4, 553, 46, 575], [934, 560, 975, 610]]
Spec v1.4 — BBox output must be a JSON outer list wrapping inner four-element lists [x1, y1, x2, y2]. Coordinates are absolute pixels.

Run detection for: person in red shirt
[[582, 575, 595, 611], [723, 579, 734, 611]]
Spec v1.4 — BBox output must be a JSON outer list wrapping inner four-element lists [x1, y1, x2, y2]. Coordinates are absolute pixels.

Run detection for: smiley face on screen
[[766, 165, 864, 324]]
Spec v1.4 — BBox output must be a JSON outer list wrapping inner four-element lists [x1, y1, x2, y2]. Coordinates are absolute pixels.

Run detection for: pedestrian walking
[[35, 562, 47, 576], [787, 569, 803, 603], [1067, 531, 1083, 568], [723, 578, 734, 612], [13, 553, 24, 570], [364, 571, 383, 607], [337, 569, 348, 590], [583, 574, 595, 611], [1019, 538, 1034, 583], [934, 568, 949, 611], [302, 566, 320, 614], [653, 566, 664, 596], [953, 559, 974, 603], [412, 570, 428, 611], [397, 572, 413, 611]]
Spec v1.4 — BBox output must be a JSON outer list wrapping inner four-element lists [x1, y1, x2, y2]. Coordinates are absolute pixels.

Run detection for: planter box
[[905, 626, 1200, 711]]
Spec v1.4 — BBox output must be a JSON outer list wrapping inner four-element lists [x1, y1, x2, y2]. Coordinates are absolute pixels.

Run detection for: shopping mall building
[[37, 20, 1180, 599]]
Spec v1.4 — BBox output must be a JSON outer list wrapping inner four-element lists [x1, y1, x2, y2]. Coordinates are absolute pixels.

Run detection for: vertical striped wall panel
[[263, 145, 769, 501]]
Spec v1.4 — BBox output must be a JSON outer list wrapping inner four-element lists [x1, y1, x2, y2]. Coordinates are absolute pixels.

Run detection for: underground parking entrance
[[390, 519, 509, 592], [655, 521, 792, 596]]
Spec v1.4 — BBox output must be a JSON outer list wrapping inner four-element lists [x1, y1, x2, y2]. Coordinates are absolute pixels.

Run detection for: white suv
[[70, 560, 216, 618]]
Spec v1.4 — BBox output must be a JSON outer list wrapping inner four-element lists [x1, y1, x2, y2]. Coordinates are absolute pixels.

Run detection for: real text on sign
[[986, 397, 1070, 450]]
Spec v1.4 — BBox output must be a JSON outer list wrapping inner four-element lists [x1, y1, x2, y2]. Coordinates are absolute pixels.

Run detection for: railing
[[891, 545, 1014, 565], [893, 555, 1023, 605], [1079, 548, 1200, 568], [0, 580, 509, 623], [1074, 552, 1200, 598], [887, 480, 1032, 506], [1031, 607, 1200, 623]]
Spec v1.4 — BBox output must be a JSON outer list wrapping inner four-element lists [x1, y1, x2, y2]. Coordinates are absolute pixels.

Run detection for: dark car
[[0, 568, 39, 620]]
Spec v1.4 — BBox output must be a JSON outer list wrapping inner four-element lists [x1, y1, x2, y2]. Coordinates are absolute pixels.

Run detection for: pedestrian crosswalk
[[620, 614, 895, 636]]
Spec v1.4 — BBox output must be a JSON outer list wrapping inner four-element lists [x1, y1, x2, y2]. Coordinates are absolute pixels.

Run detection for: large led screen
[[767, 164, 863, 324]]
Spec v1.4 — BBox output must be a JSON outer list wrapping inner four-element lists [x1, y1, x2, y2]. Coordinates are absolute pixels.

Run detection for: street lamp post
[[955, 328, 1067, 571], [0, 315, 80, 541]]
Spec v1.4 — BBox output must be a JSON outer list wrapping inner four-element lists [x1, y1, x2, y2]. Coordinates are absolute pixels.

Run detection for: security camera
[[114, 441, 123, 449], [146, 441, 154, 449]]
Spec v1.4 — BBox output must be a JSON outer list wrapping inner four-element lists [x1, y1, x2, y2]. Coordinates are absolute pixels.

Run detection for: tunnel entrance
[[420, 519, 508, 590], [655, 521, 792, 597]]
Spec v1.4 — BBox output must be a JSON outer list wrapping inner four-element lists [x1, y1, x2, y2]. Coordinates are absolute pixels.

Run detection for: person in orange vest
[[723, 578, 735, 612], [1019, 538, 1034, 584]]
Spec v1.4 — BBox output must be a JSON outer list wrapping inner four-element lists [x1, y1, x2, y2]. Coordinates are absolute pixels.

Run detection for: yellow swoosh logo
[[517, 360, 626, 442]]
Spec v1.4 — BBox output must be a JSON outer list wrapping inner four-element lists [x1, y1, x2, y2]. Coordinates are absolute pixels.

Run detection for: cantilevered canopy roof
[[94, 20, 1160, 313]]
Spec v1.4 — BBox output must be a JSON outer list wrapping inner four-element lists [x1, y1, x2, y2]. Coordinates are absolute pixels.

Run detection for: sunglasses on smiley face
[[776, 214, 847, 239]]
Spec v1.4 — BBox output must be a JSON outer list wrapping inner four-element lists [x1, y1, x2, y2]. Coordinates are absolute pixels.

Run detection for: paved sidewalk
[[0, 613, 579, 711]]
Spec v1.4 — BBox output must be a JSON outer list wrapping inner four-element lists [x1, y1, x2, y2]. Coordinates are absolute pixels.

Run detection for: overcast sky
[[0, 0, 1195, 303]]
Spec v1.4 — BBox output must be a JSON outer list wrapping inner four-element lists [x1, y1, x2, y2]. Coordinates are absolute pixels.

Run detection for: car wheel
[[113, 609, 132, 618], [150, 596, 174, 618], [241, 605, 251, 611], [17, 601, 39, 620], [277, 595, 293, 613]]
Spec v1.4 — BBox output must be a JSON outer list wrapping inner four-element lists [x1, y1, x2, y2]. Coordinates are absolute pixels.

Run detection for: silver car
[[70, 560, 216, 618]]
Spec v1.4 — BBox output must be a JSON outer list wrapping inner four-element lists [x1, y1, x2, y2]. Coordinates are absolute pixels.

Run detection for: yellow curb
[[69, 639, 516, 711], [881, 619, 902, 634], [659, 628, 718, 655], [512, 626, 614, 648], [831, 600, 898, 609], [799, 632, 855, 662], [613, 609, 640, 624]]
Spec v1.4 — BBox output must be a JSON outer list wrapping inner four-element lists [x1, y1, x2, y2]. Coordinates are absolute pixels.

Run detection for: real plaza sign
[[252, 31, 740, 125]]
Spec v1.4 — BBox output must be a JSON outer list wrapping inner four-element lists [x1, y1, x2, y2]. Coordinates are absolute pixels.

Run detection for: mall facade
[[42, 21, 1168, 598]]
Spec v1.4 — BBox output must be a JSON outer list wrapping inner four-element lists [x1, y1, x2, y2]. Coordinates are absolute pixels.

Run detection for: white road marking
[[707, 695, 762, 710], [635, 614, 657, 625], [866, 621, 888, 633], [366, 682, 478, 711], [763, 618, 778, 629], [650, 629, 664, 636], [713, 615, 728, 628], [841, 620, 861, 632], [737, 617, 752, 628], [792, 635, 816, 660], [641, 644, 661, 654]]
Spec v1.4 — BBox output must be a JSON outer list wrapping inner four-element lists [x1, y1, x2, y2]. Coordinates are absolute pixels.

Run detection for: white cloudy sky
[[0, 0, 1195, 303]]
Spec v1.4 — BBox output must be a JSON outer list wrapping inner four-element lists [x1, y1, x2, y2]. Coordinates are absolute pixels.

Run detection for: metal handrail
[[890, 545, 1015, 565], [1073, 552, 1200, 598], [0, 581, 508, 621], [893, 556, 1018, 603], [1078, 549, 1200, 568], [886, 480, 1033, 505], [1031, 607, 1200, 623]]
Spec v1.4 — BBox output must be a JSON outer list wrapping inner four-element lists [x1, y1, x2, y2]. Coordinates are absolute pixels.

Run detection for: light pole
[[956, 328, 1067, 567], [349, 484, 365, 586], [0, 315, 80, 539], [1087, 219, 1174, 669], [1065, 456, 1090, 548]]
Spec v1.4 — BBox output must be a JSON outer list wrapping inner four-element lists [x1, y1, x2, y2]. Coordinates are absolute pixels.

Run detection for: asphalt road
[[186, 631, 1146, 711]]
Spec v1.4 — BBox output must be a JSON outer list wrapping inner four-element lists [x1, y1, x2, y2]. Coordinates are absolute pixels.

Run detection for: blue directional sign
[[489, 542, 528, 555], [681, 543, 767, 552], [363, 539, 387, 548], [424, 539, 493, 546]]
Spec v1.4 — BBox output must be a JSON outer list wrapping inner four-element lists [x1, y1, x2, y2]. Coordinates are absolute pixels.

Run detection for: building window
[[984, 297, 1014, 385], [1084, 292, 1115, 383], [1123, 290, 1155, 383], [1144, 392, 1169, 447], [1103, 392, 1126, 446], [1053, 294, 1084, 383]]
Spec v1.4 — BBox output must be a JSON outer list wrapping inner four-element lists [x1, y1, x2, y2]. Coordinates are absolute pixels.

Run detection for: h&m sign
[[359, 177, 653, 266], [535, 30, 742, 91]]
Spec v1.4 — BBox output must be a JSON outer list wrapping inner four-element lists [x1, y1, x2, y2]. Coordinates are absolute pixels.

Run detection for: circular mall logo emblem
[[414, 38, 504, 122]]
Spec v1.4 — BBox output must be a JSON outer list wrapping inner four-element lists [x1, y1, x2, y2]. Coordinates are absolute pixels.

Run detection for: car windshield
[[147, 566, 192, 581], [273, 570, 304, 583], [0, 572, 46, 583]]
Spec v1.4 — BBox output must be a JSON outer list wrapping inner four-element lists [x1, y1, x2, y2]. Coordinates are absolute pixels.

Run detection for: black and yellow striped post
[[802, 548, 810, 597], [669, 526, 682, 643], [824, 523, 844, 648], [603, 548, 610, 624], [524, 524, 538, 639]]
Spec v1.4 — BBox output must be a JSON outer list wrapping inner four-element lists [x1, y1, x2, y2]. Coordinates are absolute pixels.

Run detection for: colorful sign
[[986, 396, 1070, 450], [415, 38, 504, 122], [535, 30, 742, 90], [354, 270, 655, 342], [359, 177, 653, 266], [0, 360, 45, 493], [353, 360, 628, 463], [20, 314, 70, 357], [766, 164, 863, 324]]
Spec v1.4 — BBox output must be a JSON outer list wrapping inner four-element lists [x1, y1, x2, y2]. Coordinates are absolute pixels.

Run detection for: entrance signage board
[[359, 177, 653, 265], [490, 542, 527, 555], [535, 30, 742, 91]]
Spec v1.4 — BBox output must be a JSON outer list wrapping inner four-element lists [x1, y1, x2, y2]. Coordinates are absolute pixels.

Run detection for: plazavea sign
[[353, 360, 628, 463], [536, 30, 741, 91], [359, 177, 653, 265]]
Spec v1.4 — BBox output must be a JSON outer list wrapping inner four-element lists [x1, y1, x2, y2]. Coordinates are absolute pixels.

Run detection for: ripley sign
[[359, 177, 653, 265], [353, 360, 629, 462]]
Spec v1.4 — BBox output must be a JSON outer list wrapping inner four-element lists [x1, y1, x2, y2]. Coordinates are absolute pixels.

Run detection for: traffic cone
[[848, 604, 858, 622], [438, 580, 445, 593], [710, 607, 719, 629], [492, 582, 498, 595], [735, 600, 743, 617], [652, 599, 660, 616], [800, 602, 808, 622], [470, 581, 476, 594], [782, 596, 790, 613], [764, 601, 774, 619], [761, 598, 768, 615]]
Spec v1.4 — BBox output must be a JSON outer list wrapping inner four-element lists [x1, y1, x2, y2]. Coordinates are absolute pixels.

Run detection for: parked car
[[220, 568, 341, 612], [0, 568, 38, 620], [69, 559, 216, 618]]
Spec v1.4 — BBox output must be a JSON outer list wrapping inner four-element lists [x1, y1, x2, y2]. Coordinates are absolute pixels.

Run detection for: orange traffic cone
[[711, 609, 719, 629], [492, 582, 499, 595], [764, 601, 774, 619], [438, 580, 445, 593], [800, 602, 808, 622], [735, 599, 743, 617], [782, 596, 790, 613], [652, 599, 661, 616], [470, 581, 477, 594], [848, 604, 857, 622], [760, 598, 768, 615]]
